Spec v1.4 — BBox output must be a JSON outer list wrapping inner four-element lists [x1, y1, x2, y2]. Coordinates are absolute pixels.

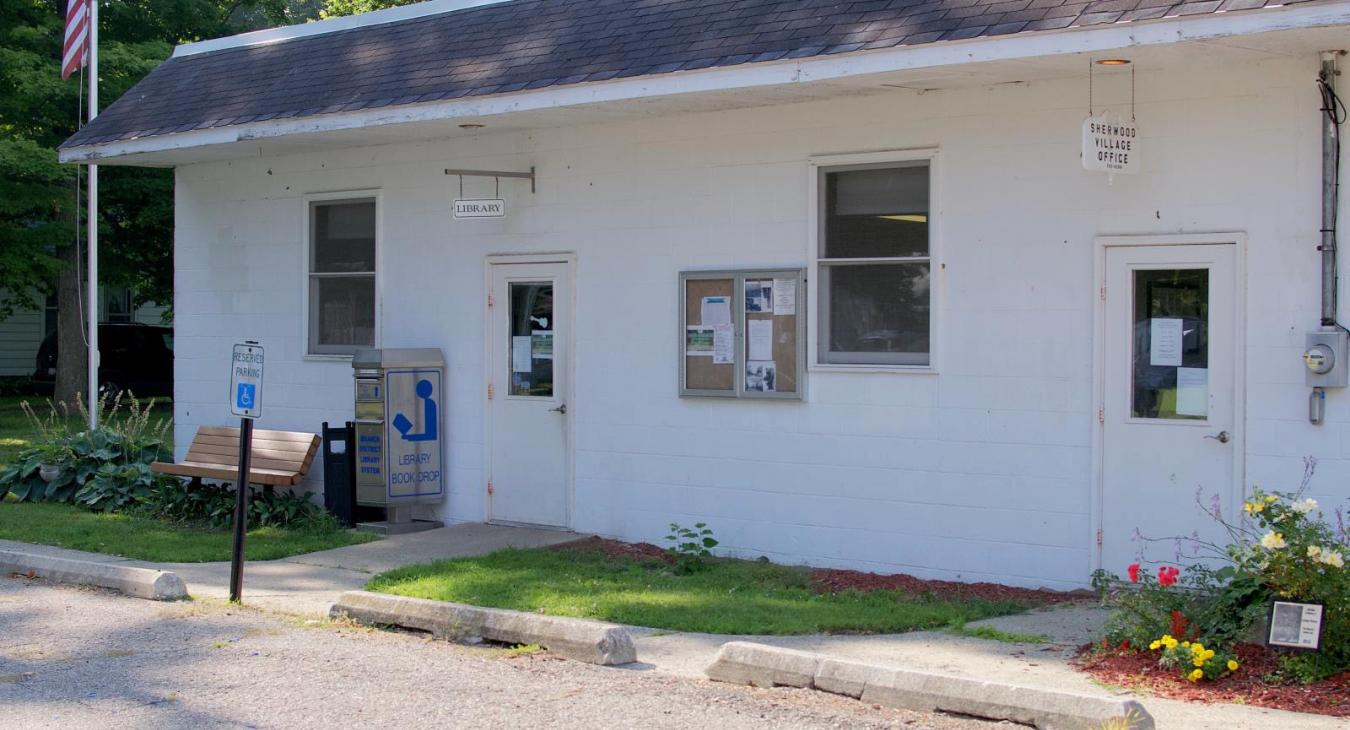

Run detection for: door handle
[[549, 403, 567, 415], [1205, 430, 1231, 444]]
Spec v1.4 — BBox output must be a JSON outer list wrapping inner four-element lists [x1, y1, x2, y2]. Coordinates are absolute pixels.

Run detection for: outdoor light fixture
[[1096, 58, 1131, 66]]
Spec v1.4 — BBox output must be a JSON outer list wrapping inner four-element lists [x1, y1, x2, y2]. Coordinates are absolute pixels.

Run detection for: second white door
[[488, 260, 571, 528]]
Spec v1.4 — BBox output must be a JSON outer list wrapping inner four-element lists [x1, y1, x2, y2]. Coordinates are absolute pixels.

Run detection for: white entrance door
[[1100, 241, 1239, 574], [487, 259, 571, 528]]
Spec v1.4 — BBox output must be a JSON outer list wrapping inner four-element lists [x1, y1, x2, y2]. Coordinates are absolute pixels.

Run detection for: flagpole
[[86, 0, 98, 429]]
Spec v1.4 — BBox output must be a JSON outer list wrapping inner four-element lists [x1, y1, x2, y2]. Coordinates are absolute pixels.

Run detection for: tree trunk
[[54, 242, 89, 411]]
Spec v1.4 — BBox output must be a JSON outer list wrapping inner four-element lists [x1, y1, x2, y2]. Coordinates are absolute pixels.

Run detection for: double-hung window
[[308, 199, 376, 356], [816, 159, 932, 367]]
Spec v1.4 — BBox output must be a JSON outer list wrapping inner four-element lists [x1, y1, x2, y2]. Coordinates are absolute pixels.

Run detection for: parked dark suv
[[33, 323, 173, 399]]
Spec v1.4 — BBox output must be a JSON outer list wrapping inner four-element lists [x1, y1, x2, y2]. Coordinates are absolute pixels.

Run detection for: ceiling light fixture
[[1095, 58, 1131, 66]]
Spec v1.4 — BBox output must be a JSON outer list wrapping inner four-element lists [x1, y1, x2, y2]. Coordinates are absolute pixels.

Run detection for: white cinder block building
[[62, 0, 1350, 589]]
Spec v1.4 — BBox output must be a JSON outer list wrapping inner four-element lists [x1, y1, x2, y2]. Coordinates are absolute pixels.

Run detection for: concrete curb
[[331, 590, 637, 665], [0, 550, 188, 601], [706, 641, 1154, 730]]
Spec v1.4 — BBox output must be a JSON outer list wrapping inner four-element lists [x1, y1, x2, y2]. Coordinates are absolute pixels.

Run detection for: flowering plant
[[1149, 634, 1239, 682]]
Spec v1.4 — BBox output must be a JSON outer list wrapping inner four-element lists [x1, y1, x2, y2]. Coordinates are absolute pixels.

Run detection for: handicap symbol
[[392, 379, 437, 442], [235, 382, 256, 410]]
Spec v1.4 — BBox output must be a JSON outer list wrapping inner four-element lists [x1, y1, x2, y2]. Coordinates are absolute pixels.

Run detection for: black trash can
[[321, 421, 357, 527]]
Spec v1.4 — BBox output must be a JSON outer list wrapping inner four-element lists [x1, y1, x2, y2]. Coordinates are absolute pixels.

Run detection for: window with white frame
[[816, 160, 931, 367], [308, 199, 376, 355]]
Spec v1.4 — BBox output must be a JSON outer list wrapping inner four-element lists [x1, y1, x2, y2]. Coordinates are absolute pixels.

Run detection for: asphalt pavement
[[0, 577, 999, 730]]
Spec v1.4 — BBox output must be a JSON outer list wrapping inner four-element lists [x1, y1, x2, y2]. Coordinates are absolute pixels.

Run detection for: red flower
[[1170, 610, 1189, 640], [1157, 566, 1180, 587], [1127, 563, 1141, 583], [1120, 640, 1130, 651]]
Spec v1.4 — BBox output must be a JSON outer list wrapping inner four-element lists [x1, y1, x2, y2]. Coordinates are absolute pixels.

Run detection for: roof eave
[[58, 0, 1350, 165]]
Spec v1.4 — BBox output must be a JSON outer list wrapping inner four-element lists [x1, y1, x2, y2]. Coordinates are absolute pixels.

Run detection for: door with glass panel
[[1101, 243, 1237, 574], [487, 260, 570, 527]]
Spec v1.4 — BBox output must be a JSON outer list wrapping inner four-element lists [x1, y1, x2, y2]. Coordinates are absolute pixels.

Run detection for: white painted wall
[[172, 53, 1347, 589]]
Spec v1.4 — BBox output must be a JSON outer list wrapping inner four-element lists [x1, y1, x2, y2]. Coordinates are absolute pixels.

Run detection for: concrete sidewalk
[[0, 522, 578, 615], [632, 605, 1340, 729]]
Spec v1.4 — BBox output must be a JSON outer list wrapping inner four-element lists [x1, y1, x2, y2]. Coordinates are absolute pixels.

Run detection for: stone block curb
[[706, 641, 1153, 730], [331, 590, 637, 665], [0, 550, 188, 601]]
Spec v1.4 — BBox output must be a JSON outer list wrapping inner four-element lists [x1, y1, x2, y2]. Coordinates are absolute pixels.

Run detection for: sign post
[[228, 341, 264, 603]]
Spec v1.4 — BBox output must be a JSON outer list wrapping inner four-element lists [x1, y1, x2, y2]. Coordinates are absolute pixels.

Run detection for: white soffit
[[61, 1, 1350, 166]]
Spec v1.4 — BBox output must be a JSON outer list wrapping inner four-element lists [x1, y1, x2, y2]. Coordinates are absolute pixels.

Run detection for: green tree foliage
[[0, 0, 316, 319], [321, 0, 418, 18]]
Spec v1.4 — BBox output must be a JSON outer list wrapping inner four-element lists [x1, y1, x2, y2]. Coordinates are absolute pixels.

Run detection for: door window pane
[[821, 262, 930, 365], [509, 282, 554, 397], [1131, 268, 1208, 420]]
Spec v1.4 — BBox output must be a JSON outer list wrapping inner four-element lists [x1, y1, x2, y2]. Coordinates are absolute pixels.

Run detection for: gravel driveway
[[0, 578, 1000, 729]]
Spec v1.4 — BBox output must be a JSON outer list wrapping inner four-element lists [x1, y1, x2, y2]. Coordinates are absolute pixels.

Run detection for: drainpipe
[[1321, 52, 1340, 327]]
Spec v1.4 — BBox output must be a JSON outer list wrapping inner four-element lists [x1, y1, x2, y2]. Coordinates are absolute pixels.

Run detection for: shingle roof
[[62, 0, 1316, 150]]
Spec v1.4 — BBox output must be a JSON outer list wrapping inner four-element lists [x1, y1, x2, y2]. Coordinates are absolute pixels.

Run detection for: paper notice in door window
[[748, 319, 774, 361], [712, 324, 734, 364], [1149, 318, 1184, 366], [511, 336, 532, 373], [532, 330, 553, 360], [701, 296, 731, 326], [1176, 367, 1208, 417], [746, 280, 772, 313]]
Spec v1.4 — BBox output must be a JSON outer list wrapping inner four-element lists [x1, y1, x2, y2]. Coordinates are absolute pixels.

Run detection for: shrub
[[139, 479, 333, 531], [1096, 471, 1350, 683], [0, 393, 173, 504]]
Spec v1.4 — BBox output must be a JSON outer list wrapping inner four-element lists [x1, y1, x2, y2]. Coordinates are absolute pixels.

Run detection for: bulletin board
[[680, 268, 806, 400]]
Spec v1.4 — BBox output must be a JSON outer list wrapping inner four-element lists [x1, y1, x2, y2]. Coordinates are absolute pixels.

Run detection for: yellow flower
[[1189, 669, 1204, 682], [1260, 531, 1287, 550], [1323, 551, 1345, 569], [1309, 545, 1323, 558], [1194, 657, 1206, 667], [1227, 660, 1240, 671], [1149, 641, 1161, 650], [1182, 641, 1191, 648], [1265, 495, 1278, 503]]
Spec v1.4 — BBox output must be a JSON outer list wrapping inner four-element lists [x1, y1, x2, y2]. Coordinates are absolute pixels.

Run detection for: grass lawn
[[0, 394, 174, 466], [367, 546, 1034, 635], [0, 500, 375, 562]]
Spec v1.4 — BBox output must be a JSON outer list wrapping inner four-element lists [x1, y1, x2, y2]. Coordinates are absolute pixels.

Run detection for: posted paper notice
[[748, 319, 774, 361], [1176, 367, 1208, 417], [1150, 318, 1184, 367], [701, 296, 732, 326], [712, 324, 734, 364], [686, 326, 715, 356], [772, 278, 796, 315], [511, 336, 532, 372]]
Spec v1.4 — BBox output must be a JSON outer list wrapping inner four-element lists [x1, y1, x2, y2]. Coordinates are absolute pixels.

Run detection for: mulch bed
[[1074, 642, 1350, 717], [552, 537, 1088, 605]]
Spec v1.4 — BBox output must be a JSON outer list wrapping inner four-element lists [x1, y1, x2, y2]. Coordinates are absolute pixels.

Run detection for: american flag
[[61, 0, 90, 80]]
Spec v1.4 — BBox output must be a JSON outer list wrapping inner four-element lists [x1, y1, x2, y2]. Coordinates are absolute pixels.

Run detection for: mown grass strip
[[368, 546, 1036, 636]]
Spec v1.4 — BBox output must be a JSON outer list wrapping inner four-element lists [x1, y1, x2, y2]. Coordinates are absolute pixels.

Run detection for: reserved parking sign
[[230, 342, 264, 419]]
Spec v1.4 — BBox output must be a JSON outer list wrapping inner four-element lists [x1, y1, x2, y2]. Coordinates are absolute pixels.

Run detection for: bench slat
[[154, 426, 321, 487], [151, 461, 299, 486]]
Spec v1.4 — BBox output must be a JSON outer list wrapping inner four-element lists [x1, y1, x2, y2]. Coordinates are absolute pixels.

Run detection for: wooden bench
[[151, 426, 321, 488]]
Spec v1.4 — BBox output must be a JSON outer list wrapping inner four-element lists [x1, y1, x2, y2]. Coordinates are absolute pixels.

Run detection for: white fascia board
[[60, 1, 1350, 164], [173, 0, 511, 58]]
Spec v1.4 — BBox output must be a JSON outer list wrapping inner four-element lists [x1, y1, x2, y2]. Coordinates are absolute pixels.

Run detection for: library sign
[[1082, 113, 1139, 175]]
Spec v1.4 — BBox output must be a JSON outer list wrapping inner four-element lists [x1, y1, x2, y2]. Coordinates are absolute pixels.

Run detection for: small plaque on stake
[[1267, 600, 1324, 651]]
